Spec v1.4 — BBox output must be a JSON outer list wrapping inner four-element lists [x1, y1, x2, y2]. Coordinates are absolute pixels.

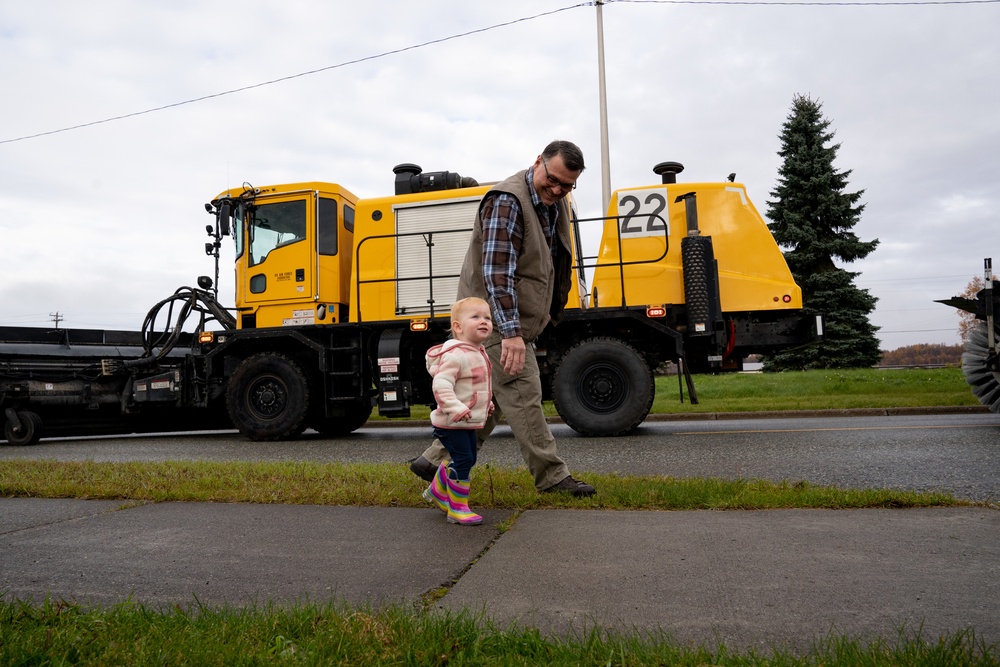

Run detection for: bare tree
[[958, 275, 985, 343]]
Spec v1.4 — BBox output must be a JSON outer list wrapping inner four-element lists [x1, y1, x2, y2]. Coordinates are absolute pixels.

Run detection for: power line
[[856, 273, 971, 283], [875, 307, 950, 312], [616, 0, 998, 5], [0, 3, 587, 146], [879, 328, 958, 333], [3, 0, 995, 146]]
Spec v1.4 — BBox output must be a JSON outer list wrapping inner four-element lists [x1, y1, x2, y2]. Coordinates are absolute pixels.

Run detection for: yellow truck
[[1, 160, 820, 445]]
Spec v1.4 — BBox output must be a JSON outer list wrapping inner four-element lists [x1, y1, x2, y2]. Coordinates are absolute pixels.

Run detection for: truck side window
[[248, 200, 306, 267], [318, 197, 338, 256], [233, 205, 245, 260], [344, 204, 355, 233]]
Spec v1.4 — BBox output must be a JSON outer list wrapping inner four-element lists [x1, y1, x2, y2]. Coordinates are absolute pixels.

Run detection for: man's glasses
[[541, 159, 577, 191]]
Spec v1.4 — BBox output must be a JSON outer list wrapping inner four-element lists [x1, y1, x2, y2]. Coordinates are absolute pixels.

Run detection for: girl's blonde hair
[[450, 297, 490, 331]]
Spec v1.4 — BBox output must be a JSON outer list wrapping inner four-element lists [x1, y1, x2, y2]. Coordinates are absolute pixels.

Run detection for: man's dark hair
[[542, 140, 585, 172]]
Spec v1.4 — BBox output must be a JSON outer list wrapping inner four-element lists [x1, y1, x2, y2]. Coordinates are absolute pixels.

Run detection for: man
[[409, 140, 596, 497]]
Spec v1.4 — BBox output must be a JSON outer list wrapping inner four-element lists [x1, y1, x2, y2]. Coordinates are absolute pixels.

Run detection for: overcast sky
[[2, 0, 998, 351]]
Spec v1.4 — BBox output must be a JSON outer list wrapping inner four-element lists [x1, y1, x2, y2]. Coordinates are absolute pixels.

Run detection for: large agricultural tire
[[552, 337, 655, 436], [3, 410, 42, 446], [311, 401, 374, 437], [962, 321, 1000, 413], [226, 352, 310, 440]]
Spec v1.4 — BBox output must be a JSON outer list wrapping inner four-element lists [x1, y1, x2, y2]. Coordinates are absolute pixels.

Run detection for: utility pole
[[49, 312, 63, 329], [596, 0, 611, 215]]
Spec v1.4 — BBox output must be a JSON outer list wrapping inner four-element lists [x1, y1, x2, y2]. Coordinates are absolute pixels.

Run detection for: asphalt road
[[3, 412, 998, 502]]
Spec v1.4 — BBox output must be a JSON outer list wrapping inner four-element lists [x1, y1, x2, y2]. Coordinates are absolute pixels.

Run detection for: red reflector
[[782, 294, 792, 303], [646, 305, 666, 318]]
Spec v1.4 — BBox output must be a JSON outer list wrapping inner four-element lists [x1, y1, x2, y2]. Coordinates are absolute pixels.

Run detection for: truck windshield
[[247, 200, 307, 267]]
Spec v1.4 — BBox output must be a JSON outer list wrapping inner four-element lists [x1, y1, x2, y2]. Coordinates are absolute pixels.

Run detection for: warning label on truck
[[283, 309, 315, 326]]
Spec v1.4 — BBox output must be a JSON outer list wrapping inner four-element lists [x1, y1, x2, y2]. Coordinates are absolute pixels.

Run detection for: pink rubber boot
[[421, 461, 450, 514], [446, 468, 482, 526]]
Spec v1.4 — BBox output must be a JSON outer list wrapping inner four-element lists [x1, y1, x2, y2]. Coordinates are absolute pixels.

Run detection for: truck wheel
[[3, 410, 42, 446], [553, 337, 654, 436], [226, 353, 310, 440], [311, 402, 374, 436]]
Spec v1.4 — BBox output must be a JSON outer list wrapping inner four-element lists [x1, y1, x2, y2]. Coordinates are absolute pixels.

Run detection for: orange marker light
[[646, 305, 667, 318]]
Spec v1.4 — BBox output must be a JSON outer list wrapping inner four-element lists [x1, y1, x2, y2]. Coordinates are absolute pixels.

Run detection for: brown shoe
[[408, 456, 436, 483], [543, 475, 595, 497]]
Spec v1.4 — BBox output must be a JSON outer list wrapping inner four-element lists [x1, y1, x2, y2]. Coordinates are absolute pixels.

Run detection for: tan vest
[[457, 170, 573, 342]]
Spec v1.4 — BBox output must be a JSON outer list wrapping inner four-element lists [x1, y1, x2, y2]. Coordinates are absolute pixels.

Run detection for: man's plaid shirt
[[480, 167, 558, 339]]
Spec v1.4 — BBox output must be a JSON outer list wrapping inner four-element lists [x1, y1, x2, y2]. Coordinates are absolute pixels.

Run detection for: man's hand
[[500, 336, 526, 376]]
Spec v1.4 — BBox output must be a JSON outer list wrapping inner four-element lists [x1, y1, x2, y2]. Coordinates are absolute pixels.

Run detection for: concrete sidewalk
[[1, 498, 997, 652]]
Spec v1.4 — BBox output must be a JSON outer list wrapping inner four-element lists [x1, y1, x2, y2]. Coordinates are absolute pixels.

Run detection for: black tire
[[311, 402, 374, 437], [3, 410, 42, 446], [226, 353, 310, 440], [552, 337, 655, 436], [962, 321, 1000, 413]]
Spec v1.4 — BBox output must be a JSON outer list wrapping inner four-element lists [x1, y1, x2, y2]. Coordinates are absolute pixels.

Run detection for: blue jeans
[[432, 427, 478, 479]]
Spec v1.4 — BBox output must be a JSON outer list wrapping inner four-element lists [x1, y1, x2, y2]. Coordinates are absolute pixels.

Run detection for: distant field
[[646, 366, 980, 414]]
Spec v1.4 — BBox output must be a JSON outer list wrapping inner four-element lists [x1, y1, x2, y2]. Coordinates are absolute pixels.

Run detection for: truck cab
[[213, 182, 359, 329]]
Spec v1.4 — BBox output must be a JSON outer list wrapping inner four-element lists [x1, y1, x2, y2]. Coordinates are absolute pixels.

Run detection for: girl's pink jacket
[[425, 339, 493, 429]]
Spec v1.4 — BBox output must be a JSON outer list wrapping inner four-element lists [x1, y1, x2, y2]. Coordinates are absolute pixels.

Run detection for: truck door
[[240, 192, 316, 308]]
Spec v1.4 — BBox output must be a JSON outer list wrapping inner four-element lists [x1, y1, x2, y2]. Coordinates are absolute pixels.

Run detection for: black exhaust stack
[[653, 161, 685, 184]]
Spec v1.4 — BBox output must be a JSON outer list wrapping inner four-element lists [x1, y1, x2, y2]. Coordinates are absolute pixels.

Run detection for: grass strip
[[380, 367, 981, 421], [0, 598, 996, 666], [650, 367, 981, 414], [0, 460, 963, 510]]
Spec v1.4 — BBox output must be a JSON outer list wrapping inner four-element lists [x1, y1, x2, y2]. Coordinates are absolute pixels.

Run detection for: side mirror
[[218, 203, 232, 237]]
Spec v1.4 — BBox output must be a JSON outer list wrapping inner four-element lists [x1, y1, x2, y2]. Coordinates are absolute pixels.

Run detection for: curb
[[360, 405, 991, 429]]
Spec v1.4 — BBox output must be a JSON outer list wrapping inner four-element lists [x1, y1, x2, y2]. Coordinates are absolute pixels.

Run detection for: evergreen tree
[[765, 95, 881, 370]]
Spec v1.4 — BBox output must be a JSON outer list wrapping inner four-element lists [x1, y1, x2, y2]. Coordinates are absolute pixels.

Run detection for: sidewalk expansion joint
[[418, 509, 524, 612]]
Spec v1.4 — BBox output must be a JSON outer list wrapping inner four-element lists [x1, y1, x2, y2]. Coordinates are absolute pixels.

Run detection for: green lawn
[[2, 599, 995, 667], [648, 366, 981, 414], [387, 366, 980, 420]]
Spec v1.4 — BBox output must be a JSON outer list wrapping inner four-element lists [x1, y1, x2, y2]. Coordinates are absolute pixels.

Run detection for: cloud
[[2, 0, 998, 350]]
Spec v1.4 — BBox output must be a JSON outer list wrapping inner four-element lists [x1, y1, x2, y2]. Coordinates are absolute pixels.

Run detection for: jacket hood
[[425, 338, 479, 374]]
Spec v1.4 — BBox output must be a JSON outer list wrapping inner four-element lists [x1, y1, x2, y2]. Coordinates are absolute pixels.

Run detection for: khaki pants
[[420, 332, 570, 491]]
